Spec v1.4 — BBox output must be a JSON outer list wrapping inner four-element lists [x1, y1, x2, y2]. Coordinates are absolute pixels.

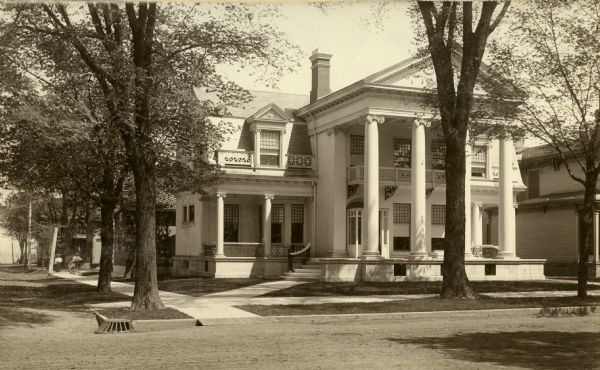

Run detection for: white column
[[411, 118, 429, 257], [362, 114, 385, 257], [498, 137, 516, 258], [216, 193, 226, 257], [464, 132, 473, 259], [330, 128, 348, 257], [472, 203, 483, 246], [594, 211, 599, 263], [264, 194, 273, 257]]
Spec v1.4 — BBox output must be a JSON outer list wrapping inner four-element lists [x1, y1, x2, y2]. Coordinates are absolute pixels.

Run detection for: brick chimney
[[310, 49, 332, 103]]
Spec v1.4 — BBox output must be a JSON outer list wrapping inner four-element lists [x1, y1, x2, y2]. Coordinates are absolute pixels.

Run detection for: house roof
[[194, 88, 309, 119], [295, 51, 515, 118]]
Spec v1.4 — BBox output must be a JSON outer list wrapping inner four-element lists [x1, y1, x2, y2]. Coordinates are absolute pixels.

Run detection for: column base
[[497, 252, 519, 259], [361, 253, 383, 260]]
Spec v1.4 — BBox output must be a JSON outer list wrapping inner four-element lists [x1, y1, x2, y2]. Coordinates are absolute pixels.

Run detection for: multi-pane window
[[183, 204, 194, 223], [393, 203, 411, 224], [393, 139, 411, 168], [271, 204, 285, 243], [291, 204, 304, 244], [432, 204, 446, 225], [471, 145, 487, 178], [260, 131, 280, 166], [431, 139, 446, 170], [224, 204, 239, 242], [350, 135, 364, 154]]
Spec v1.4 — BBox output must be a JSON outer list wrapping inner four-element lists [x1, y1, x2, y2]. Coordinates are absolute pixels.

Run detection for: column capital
[[361, 114, 385, 125], [216, 192, 227, 198], [472, 202, 483, 208], [264, 194, 275, 200], [413, 117, 432, 128]]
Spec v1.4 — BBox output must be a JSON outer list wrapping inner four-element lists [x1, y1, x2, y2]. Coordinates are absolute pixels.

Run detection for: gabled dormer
[[248, 103, 289, 168]]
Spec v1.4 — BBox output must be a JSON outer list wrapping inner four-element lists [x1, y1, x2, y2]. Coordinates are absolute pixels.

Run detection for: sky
[[217, 1, 417, 95]]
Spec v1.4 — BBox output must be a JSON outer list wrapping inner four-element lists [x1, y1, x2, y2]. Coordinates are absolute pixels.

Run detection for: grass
[[156, 277, 264, 297], [237, 295, 600, 316], [96, 307, 193, 320], [260, 280, 600, 298]]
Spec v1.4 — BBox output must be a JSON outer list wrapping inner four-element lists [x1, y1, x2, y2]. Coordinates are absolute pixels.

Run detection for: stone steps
[[280, 263, 321, 282]]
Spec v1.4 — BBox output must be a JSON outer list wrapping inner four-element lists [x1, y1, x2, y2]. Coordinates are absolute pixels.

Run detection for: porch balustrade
[[347, 166, 446, 184], [216, 150, 254, 167], [203, 243, 305, 258], [215, 150, 314, 170], [287, 154, 313, 169]]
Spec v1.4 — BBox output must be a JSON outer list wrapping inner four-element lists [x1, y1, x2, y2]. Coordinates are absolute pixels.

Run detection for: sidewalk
[[54, 272, 600, 323]]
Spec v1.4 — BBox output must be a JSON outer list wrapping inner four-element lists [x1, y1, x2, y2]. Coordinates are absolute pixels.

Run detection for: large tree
[[416, 1, 510, 298], [489, 0, 600, 298], [1, 3, 298, 309]]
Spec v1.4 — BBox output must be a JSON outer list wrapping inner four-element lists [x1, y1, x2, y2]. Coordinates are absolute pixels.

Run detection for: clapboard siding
[[516, 206, 577, 262]]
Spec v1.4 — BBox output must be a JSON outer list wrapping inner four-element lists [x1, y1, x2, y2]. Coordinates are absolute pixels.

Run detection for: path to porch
[[54, 272, 600, 325]]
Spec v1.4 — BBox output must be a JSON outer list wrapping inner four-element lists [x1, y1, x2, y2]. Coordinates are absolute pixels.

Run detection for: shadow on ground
[[388, 331, 600, 369], [0, 267, 129, 328]]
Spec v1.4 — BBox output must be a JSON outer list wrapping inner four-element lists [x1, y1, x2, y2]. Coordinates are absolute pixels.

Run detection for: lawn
[[95, 307, 193, 320], [260, 280, 600, 297], [238, 295, 600, 316], [157, 277, 264, 297]]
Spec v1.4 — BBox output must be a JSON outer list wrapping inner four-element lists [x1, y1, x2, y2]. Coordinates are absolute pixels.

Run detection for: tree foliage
[[0, 3, 299, 308], [489, 0, 600, 297]]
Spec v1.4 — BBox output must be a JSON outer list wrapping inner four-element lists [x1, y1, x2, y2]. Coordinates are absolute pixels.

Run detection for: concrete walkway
[[54, 272, 600, 323]]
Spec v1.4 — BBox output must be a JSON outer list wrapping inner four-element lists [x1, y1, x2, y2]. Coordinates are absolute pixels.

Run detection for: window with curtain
[[291, 204, 304, 244], [271, 204, 284, 243]]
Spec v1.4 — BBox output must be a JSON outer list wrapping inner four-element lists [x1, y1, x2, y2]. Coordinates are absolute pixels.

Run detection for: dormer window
[[248, 103, 288, 168], [260, 130, 281, 166]]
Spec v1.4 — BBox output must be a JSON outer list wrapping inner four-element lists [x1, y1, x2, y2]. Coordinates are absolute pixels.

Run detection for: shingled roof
[[194, 88, 309, 119]]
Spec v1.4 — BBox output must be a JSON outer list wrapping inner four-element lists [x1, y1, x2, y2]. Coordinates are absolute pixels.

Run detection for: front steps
[[281, 262, 321, 282]]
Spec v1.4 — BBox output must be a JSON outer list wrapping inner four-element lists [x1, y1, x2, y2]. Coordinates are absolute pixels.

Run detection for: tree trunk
[[440, 128, 478, 298], [97, 200, 116, 293], [130, 158, 164, 310], [578, 173, 598, 298]]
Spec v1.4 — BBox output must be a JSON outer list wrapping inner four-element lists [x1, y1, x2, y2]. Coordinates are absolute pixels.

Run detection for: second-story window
[[350, 135, 364, 154], [471, 146, 488, 178], [431, 139, 446, 170], [260, 131, 280, 166], [393, 139, 411, 168]]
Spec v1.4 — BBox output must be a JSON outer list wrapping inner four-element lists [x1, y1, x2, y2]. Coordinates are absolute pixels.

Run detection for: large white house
[[173, 51, 546, 281]]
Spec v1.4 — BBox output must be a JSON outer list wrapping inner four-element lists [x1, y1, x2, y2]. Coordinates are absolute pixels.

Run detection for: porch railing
[[203, 243, 309, 258], [347, 166, 446, 184], [216, 150, 254, 167], [287, 154, 313, 169]]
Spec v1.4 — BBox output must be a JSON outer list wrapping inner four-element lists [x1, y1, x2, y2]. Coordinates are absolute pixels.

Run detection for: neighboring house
[[173, 50, 546, 282], [517, 145, 600, 277]]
